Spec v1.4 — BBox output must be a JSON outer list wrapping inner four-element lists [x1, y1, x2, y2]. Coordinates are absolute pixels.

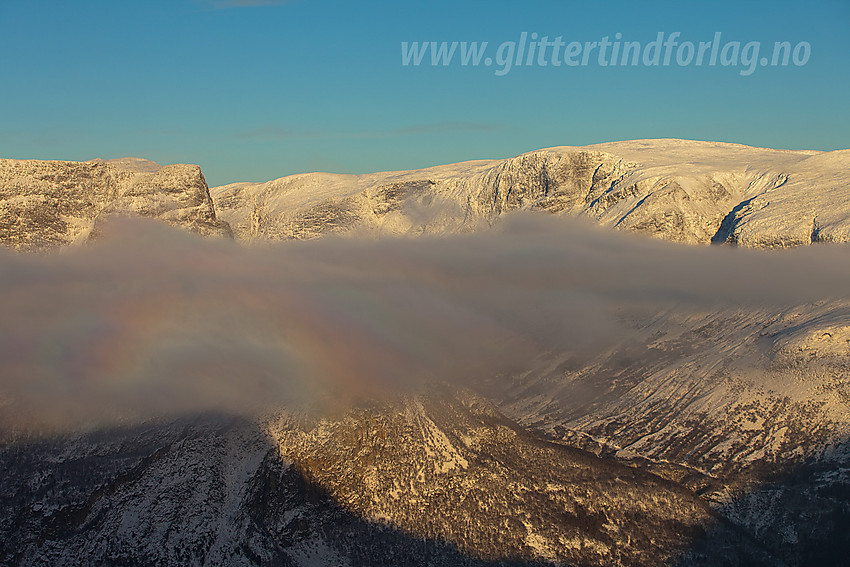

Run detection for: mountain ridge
[[0, 157, 231, 251], [208, 139, 850, 247], [3, 139, 848, 251]]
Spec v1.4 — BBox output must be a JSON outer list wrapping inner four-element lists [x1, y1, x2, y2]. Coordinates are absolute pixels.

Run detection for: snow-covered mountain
[[210, 139, 850, 247], [0, 396, 771, 567], [0, 157, 230, 251], [1, 140, 849, 565], [4, 140, 849, 251]]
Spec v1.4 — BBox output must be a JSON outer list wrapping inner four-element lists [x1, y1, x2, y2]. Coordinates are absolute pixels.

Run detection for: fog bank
[[1, 214, 848, 434]]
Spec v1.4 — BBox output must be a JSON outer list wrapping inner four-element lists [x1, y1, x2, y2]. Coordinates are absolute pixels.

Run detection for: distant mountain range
[[210, 140, 850, 248], [2, 140, 850, 251]]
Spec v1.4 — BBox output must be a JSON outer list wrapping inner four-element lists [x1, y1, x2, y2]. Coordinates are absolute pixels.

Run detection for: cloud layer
[[1, 214, 849, 435]]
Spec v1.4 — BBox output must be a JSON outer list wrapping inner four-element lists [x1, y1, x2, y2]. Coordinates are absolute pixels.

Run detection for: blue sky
[[1, 0, 848, 187]]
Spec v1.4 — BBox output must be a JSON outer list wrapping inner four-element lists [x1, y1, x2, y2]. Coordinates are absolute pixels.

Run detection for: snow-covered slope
[[211, 139, 850, 247]]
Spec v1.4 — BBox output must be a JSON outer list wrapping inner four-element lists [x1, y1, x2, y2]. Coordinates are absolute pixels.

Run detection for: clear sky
[[1, 0, 848, 187]]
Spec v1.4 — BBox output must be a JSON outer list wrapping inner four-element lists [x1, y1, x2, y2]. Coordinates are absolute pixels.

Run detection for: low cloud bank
[[1, 214, 848, 434]]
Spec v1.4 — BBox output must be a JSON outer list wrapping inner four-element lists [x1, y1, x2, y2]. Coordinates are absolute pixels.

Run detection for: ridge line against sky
[[0, 0, 848, 187]]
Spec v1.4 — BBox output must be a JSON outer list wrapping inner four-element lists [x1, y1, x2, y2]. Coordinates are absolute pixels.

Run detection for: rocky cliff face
[[0, 158, 231, 251], [210, 140, 850, 247]]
